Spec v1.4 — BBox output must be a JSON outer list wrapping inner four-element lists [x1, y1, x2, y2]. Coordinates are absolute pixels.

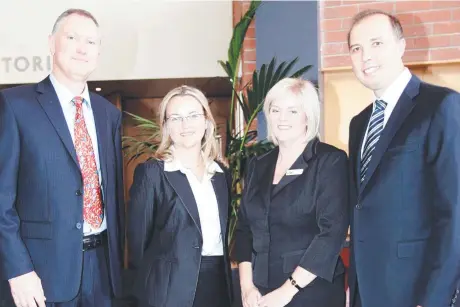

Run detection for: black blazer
[[0, 77, 124, 302], [234, 138, 349, 289], [127, 159, 233, 307], [348, 75, 460, 307]]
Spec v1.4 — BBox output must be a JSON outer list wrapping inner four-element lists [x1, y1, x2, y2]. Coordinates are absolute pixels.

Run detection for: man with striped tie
[[0, 9, 124, 307], [346, 9, 460, 307]]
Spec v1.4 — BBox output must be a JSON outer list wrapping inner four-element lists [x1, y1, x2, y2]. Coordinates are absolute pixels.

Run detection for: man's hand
[[9, 271, 46, 307]]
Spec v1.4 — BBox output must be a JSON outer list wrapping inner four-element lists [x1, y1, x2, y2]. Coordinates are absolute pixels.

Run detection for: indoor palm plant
[[222, 0, 311, 255], [122, 0, 312, 256]]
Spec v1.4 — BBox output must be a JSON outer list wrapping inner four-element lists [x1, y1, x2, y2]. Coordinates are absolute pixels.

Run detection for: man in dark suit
[[0, 9, 124, 307], [347, 9, 460, 307]]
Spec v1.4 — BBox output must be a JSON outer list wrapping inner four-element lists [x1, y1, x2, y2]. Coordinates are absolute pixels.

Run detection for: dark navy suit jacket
[[348, 75, 460, 307], [126, 159, 233, 307], [0, 77, 125, 302]]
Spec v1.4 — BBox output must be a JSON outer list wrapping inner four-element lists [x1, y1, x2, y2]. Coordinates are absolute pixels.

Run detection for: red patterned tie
[[73, 96, 103, 229]]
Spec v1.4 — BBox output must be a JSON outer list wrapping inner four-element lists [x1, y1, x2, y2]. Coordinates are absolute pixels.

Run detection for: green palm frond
[[122, 111, 160, 164]]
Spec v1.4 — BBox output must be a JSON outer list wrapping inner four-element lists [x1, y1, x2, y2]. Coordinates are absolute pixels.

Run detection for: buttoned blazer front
[[234, 138, 349, 289]]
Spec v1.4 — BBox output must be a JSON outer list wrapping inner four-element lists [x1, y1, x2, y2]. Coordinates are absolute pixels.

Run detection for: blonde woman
[[127, 86, 232, 307], [234, 78, 349, 307]]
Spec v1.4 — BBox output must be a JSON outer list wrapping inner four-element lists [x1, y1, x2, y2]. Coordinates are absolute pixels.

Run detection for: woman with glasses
[[126, 85, 232, 307]]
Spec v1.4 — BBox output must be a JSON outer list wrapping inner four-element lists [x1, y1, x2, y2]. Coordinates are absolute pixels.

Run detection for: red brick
[[246, 27, 256, 39], [413, 10, 452, 24], [242, 1, 250, 13], [396, 13, 415, 26], [406, 36, 451, 49], [403, 50, 429, 63], [451, 35, 460, 46], [324, 5, 359, 19], [433, 22, 460, 35], [430, 47, 460, 61], [454, 9, 460, 21], [395, 1, 431, 12], [243, 50, 256, 61], [431, 1, 460, 9], [342, 0, 369, 5], [243, 62, 256, 74], [322, 19, 343, 31], [243, 38, 256, 50], [232, 2, 242, 26], [322, 43, 347, 55], [359, 1, 395, 13], [403, 24, 431, 37], [323, 0, 343, 7], [323, 55, 351, 68], [324, 30, 348, 43], [342, 18, 353, 30]]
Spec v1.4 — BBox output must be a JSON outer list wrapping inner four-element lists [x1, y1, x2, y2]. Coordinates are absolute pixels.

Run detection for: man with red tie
[[0, 9, 124, 307]]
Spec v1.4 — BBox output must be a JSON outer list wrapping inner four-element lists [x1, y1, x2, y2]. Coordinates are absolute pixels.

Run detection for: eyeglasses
[[167, 113, 205, 124]]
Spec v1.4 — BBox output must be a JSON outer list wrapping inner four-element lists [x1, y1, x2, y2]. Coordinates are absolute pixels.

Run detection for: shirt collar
[[373, 67, 412, 108], [164, 150, 223, 175], [49, 74, 91, 108]]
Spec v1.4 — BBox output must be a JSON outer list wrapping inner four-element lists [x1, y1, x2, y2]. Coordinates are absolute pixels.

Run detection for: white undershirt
[[164, 158, 224, 256]]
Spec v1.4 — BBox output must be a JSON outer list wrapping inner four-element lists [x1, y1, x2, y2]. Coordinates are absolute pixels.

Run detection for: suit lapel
[[211, 172, 229, 238], [164, 170, 202, 234], [272, 138, 318, 198], [257, 148, 279, 208], [359, 75, 421, 195], [90, 94, 109, 201], [36, 77, 79, 166]]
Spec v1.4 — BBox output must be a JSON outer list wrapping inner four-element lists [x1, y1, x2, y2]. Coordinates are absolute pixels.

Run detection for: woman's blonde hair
[[263, 78, 321, 145], [155, 85, 221, 163]]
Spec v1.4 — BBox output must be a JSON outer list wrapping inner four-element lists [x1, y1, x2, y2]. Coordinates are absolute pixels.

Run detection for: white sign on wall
[[0, 0, 233, 84]]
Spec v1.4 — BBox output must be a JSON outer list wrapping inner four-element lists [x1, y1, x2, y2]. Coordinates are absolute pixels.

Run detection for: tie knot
[[72, 96, 84, 107], [375, 99, 387, 111]]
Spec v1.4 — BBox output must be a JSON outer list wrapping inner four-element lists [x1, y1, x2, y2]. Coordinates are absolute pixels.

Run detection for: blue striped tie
[[360, 100, 387, 183]]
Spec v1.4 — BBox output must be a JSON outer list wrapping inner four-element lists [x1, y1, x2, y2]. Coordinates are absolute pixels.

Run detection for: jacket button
[[75, 190, 82, 196], [193, 246, 200, 249], [75, 223, 82, 230], [355, 203, 362, 209]]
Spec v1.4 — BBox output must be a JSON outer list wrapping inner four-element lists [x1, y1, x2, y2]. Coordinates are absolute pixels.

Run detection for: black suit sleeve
[[419, 92, 460, 307], [298, 151, 350, 282], [233, 157, 257, 263], [0, 92, 34, 279], [127, 162, 157, 271]]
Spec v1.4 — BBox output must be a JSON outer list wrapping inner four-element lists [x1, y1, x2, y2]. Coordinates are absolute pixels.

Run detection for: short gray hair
[[52, 9, 99, 34], [263, 78, 321, 145]]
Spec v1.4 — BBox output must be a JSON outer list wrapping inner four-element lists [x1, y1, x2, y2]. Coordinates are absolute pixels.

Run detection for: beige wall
[[322, 61, 460, 152], [0, 0, 232, 84]]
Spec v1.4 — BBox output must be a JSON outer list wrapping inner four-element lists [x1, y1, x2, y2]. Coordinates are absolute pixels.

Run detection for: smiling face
[[349, 14, 406, 97], [49, 13, 101, 83], [165, 95, 207, 150], [268, 96, 308, 145]]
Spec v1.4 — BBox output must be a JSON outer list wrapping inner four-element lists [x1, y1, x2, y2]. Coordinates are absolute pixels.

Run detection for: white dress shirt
[[49, 74, 107, 235], [164, 157, 224, 256], [361, 68, 412, 156]]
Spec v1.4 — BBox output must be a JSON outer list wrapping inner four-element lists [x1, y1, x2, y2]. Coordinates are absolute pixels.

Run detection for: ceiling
[[0, 77, 233, 100]]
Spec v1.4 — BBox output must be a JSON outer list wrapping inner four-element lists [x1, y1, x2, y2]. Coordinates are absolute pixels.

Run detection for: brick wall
[[320, 0, 460, 69], [233, 0, 257, 85], [233, 0, 257, 129]]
